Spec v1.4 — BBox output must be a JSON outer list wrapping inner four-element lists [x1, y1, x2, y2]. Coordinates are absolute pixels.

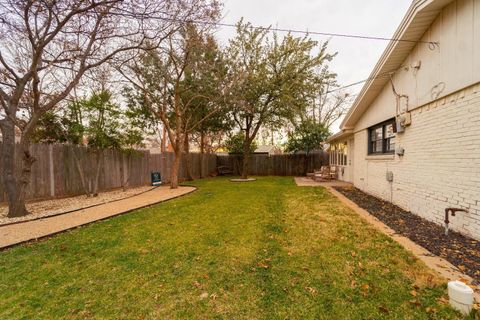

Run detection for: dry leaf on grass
[[306, 287, 317, 295], [408, 299, 421, 307], [425, 307, 437, 314], [378, 306, 389, 314], [361, 284, 370, 290]]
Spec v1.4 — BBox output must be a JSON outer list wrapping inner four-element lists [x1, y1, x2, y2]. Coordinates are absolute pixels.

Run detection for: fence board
[[0, 143, 217, 202], [217, 152, 328, 177]]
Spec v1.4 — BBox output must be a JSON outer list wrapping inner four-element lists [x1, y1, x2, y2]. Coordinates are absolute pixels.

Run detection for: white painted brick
[[345, 84, 480, 240]]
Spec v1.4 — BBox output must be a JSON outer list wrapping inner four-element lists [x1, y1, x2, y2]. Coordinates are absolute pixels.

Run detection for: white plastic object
[[448, 280, 474, 315]]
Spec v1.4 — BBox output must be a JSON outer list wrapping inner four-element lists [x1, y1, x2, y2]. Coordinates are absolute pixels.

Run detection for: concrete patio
[[294, 176, 353, 188]]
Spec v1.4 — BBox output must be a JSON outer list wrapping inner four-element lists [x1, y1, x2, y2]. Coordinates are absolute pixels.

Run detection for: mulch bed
[[334, 187, 480, 285]]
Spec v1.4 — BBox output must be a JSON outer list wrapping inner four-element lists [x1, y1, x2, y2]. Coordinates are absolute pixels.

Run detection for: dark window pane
[[368, 120, 396, 154], [386, 137, 395, 152], [371, 127, 383, 141]]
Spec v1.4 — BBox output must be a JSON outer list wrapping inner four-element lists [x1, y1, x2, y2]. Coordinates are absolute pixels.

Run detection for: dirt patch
[[334, 187, 480, 285]]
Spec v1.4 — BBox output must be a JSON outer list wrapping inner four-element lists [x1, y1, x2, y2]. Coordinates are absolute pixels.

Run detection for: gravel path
[[0, 186, 154, 226], [0, 186, 196, 249]]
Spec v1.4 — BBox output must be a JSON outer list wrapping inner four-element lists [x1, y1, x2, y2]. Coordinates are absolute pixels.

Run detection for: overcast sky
[[215, 0, 412, 96]]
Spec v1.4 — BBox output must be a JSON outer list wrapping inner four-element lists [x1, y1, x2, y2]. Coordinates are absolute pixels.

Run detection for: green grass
[[0, 177, 469, 319]]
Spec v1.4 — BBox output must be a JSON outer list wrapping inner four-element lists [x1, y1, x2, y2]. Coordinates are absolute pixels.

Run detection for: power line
[[324, 71, 395, 95], [183, 19, 438, 45]]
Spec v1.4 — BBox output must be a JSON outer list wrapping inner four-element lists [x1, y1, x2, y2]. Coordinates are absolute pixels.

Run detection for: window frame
[[367, 119, 396, 155], [330, 142, 348, 166]]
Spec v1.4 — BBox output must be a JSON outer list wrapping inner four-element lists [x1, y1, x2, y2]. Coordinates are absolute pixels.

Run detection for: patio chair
[[314, 166, 331, 181], [329, 166, 338, 180]]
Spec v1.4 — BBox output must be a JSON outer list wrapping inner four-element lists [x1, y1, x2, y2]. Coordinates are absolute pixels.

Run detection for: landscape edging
[[0, 187, 197, 252], [325, 186, 480, 303]]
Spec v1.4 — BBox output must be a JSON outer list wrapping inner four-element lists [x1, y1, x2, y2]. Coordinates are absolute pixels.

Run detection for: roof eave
[[340, 0, 453, 130]]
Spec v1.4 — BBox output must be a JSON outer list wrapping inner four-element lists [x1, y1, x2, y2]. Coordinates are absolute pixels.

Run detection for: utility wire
[[181, 18, 438, 45], [324, 71, 395, 95]]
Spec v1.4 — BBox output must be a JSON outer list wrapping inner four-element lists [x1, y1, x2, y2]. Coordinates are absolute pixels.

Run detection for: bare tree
[[0, 0, 199, 217], [313, 85, 353, 129], [122, 24, 232, 188]]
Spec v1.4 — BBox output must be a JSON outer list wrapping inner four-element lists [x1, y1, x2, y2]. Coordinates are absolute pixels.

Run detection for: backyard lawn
[[0, 177, 467, 319]]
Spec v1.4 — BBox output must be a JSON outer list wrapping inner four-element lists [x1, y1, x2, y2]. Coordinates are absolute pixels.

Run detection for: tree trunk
[[199, 130, 205, 178], [0, 119, 34, 217], [171, 149, 182, 189], [183, 133, 193, 181], [161, 126, 167, 183], [241, 138, 250, 180]]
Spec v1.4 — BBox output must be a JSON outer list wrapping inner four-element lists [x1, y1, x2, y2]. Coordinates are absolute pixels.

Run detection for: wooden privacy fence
[[0, 143, 217, 202], [217, 152, 328, 176]]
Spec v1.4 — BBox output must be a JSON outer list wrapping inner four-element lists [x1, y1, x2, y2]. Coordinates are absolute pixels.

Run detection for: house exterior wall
[[356, 0, 480, 132], [349, 0, 480, 240], [353, 81, 480, 240]]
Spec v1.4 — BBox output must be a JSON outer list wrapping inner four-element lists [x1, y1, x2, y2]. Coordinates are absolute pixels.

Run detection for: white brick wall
[[352, 83, 480, 240]]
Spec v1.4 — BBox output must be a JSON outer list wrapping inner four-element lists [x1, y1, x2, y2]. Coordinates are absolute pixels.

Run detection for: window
[[368, 119, 396, 155], [330, 142, 348, 166]]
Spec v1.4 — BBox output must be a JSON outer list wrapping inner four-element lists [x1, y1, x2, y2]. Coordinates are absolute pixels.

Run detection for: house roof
[[339, 0, 454, 132], [255, 145, 280, 154], [326, 128, 353, 143]]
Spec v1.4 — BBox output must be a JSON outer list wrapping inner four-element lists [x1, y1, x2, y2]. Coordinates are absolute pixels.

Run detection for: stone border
[[325, 186, 479, 302], [230, 178, 257, 182], [0, 186, 197, 251], [0, 186, 158, 227]]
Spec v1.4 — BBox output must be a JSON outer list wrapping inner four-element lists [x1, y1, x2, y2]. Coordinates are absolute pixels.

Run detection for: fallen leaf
[[458, 277, 470, 284], [192, 281, 201, 288], [199, 292, 209, 300], [361, 284, 370, 290], [437, 296, 449, 305], [306, 287, 317, 295], [410, 290, 417, 297], [378, 306, 389, 314], [425, 307, 437, 314], [408, 299, 421, 307]]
